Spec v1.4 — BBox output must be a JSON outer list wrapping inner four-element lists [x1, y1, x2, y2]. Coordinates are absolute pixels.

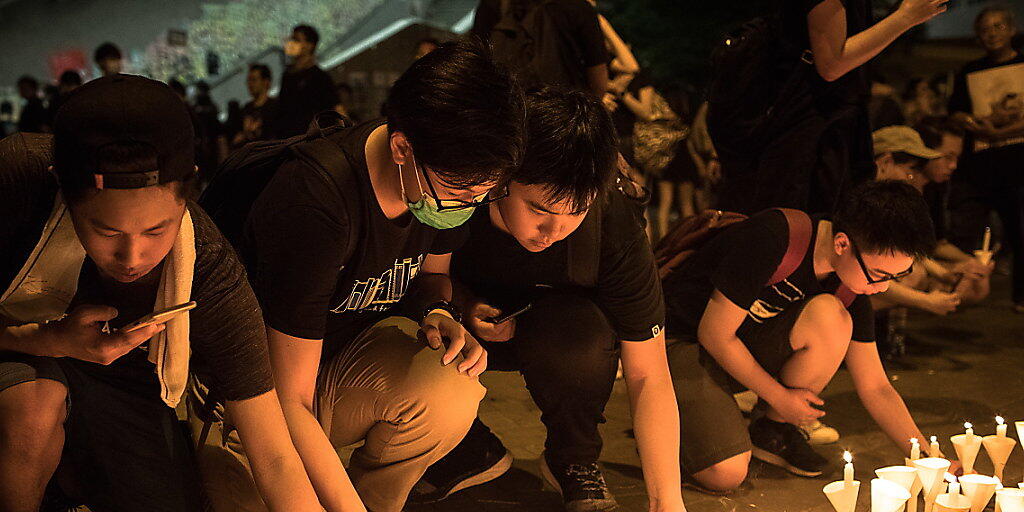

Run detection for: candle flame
[[931, 436, 938, 443], [997, 416, 1005, 425], [843, 451, 852, 463], [910, 437, 919, 444], [965, 422, 973, 429], [945, 473, 958, 484]]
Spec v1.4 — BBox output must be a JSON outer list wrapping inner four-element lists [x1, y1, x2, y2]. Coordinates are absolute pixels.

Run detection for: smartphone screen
[[121, 301, 197, 333]]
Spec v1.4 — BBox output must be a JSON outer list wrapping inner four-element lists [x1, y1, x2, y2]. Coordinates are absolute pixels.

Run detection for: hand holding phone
[[120, 301, 197, 333]]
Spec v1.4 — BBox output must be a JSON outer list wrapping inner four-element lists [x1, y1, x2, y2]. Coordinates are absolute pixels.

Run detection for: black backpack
[[198, 112, 361, 255], [489, 0, 586, 91], [706, 14, 816, 161]]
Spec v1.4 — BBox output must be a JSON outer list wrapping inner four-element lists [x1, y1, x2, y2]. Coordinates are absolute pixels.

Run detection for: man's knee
[[793, 294, 852, 351], [517, 294, 617, 375], [0, 379, 67, 452], [691, 451, 750, 492]]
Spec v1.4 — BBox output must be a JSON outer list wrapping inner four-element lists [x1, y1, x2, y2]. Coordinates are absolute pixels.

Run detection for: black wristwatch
[[420, 301, 462, 323]]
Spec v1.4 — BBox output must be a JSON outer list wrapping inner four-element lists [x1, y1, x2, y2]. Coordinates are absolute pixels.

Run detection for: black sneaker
[[409, 419, 513, 503], [539, 451, 618, 512], [749, 416, 827, 477]]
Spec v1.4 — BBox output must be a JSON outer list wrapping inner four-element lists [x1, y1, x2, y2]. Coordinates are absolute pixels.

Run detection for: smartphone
[[120, 301, 197, 333], [489, 302, 532, 324]]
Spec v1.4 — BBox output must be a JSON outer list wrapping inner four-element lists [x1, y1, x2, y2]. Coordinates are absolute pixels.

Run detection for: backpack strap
[[768, 208, 812, 286], [291, 130, 363, 266]]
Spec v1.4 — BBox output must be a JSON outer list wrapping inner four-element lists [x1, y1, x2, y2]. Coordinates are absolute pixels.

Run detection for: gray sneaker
[[539, 451, 618, 512]]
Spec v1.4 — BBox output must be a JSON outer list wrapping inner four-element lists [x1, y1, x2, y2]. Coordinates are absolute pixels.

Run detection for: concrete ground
[[407, 275, 1024, 512]]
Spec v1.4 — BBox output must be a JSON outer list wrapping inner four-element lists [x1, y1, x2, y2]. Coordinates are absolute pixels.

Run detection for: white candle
[[997, 416, 1008, 437], [966, 422, 975, 440], [983, 227, 992, 252], [931, 435, 941, 456], [843, 451, 854, 486], [911, 437, 921, 460], [948, 474, 960, 496]]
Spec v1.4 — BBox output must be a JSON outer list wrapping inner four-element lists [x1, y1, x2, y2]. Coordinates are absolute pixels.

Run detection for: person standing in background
[[947, 5, 1024, 312], [234, 64, 280, 147], [16, 76, 48, 134], [276, 24, 340, 138]]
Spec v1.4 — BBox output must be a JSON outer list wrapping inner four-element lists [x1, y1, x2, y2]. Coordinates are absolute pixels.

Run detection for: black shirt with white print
[[243, 119, 465, 356], [451, 187, 665, 342], [664, 209, 874, 345]]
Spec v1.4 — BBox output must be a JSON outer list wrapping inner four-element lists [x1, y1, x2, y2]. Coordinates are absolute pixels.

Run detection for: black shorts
[[0, 352, 204, 512], [669, 300, 807, 473]]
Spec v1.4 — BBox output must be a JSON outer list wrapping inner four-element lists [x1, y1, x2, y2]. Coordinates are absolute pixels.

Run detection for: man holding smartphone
[[413, 89, 685, 512], [0, 76, 320, 511]]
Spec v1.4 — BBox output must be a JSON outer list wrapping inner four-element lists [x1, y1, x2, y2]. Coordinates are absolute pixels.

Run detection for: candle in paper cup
[[1015, 421, 1024, 443], [947, 474, 961, 497], [983, 428, 1017, 482], [960, 474, 999, 512], [911, 438, 922, 460], [983, 227, 991, 253], [997, 417, 1008, 437], [996, 488, 1024, 512], [876, 466, 921, 512], [932, 436, 941, 456], [844, 451, 854, 486], [872, 478, 911, 512], [952, 425, 984, 474], [914, 457, 952, 512], [824, 479, 860, 512]]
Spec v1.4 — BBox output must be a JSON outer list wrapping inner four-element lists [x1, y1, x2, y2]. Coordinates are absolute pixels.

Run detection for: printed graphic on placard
[[967, 62, 1024, 151]]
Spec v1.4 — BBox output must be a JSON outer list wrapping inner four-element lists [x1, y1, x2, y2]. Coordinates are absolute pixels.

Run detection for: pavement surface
[[406, 274, 1024, 512]]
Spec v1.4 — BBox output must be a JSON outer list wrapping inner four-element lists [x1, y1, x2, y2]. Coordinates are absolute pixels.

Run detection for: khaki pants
[[191, 316, 486, 512]]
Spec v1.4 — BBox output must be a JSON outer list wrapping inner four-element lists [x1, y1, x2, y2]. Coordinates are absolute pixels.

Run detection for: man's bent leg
[[511, 293, 618, 466], [0, 373, 67, 512], [765, 294, 852, 423], [666, 341, 751, 492], [318, 317, 485, 512]]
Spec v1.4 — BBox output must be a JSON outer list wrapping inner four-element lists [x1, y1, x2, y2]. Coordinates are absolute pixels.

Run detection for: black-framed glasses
[[850, 238, 913, 284], [418, 164, 509, 212]]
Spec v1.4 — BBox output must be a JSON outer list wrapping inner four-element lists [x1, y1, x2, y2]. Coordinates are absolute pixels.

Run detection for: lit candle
[[983, 227, 992, 253], [931, 435, 941, 456], [947, 473, 961, 496], [997, 416, 1008, 437], [911, 437, 921, 460], [843, 451, 854, 486], [966, 422, 975, 440]]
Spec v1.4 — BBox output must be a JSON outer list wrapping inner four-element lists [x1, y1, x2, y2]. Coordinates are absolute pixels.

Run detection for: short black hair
[[915, 116, 964, 149], [59, 70, 83, 87], [93, 42, 122, 64], [61, 141, 192, 204], [832, 180, 936, 258], [293, 24, 320, 47], [17, 75, 38, 90], [249, 63, 272, 81], [384, 39, 525, 187], [516, 88, 618, 214]]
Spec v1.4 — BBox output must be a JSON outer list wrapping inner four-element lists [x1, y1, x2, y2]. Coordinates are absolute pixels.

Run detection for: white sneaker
[[733, 390, 758, 413], [800, 420, 840, 445]]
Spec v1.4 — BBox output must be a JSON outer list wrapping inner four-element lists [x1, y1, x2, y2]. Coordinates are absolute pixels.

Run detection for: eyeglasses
[[417, 164, 509, 212], [849, 237, 913, 284]]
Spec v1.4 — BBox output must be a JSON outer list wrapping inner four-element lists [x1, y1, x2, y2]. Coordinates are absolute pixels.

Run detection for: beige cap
[[873, 125, 942, 159]]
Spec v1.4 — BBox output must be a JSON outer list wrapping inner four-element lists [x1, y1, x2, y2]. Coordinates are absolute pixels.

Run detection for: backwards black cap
[[53, 74, 194, 190]]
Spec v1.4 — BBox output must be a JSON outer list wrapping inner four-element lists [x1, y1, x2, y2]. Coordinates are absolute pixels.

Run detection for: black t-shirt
[[0, 134, 273, 401], [18, 98, 48, 133], [472, 0, 608, 71], [242, 120, 465, 354], [238, 98, 281, 145], [948, 53, 1024, 157], [276, 65, 340, 138], [923, 181, 948, 242], [664, 209, 874, 344], [782, 0, 873, 105], [451, 189, 665, 342]]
